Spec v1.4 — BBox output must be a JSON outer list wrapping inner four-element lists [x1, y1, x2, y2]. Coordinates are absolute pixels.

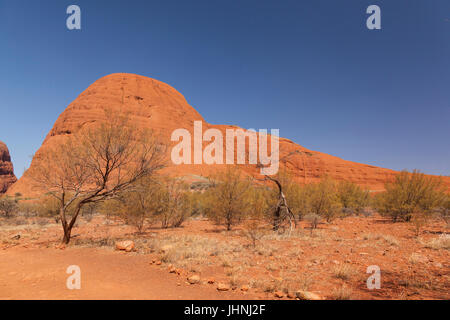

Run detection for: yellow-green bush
[[203, 167, 252, 230], [305, 177, 340, 222], [375, 170, 446, 222], [0, 196, 18, 218], [336, 180, 370, 215]]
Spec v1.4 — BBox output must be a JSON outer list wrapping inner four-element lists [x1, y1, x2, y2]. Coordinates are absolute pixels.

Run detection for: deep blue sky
[[0, 0, 449, 178]]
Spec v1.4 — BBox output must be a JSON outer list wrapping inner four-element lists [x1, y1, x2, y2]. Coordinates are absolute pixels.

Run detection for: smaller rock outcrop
[[0, 141, 17, 194]]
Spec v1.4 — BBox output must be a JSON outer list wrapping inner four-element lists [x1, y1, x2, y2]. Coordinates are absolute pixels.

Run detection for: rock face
[[7, 73, 449, 196], [0, 141, 17, 194]]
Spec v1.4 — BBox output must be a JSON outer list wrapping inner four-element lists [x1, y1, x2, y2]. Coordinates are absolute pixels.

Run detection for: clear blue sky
[[0, 0, 449, 178]]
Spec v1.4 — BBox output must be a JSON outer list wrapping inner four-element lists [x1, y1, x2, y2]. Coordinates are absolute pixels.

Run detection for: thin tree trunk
[[62, 226, 72, 244], [59, 207, 70, 244], [60, 205, 82, 244]]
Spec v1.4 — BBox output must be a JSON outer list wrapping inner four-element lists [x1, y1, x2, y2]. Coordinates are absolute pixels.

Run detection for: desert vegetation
[[1, 136, 449, 300], [0, 196, 18, 218], [28, 113, 166, 244], [375, 170, 446, 222]]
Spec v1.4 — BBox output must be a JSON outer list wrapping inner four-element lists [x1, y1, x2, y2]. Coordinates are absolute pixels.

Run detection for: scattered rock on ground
[[295, 290, 322, 300], [217, 283, 230, 291], [115, 240, 135, 252], [169, 266, 176, 273], [187, 275, 200, 284]]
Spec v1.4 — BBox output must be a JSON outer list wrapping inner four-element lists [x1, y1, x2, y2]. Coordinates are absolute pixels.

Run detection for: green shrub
[[204, 168, 252, 230], [305, 177, 340, 222], [375, 170, 446, 222], [336, 181, 370, 215]]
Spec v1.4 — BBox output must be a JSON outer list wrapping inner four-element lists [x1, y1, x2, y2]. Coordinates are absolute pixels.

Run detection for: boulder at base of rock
[[115, 240, 135, 252]]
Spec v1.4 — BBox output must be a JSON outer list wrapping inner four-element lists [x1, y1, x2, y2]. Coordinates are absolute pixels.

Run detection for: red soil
[[0, 215, 448, 300], [0, 247, 254, 300]]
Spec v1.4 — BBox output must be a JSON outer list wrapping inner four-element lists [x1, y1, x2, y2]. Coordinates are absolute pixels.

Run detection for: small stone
[[115, 240, 135, 252], [207, 278, 215, 284], [240, 285, 249, 292], [187, 275, 200, 284], [155, 260, 162, 265], [274, 291, 284, 298], [295, 290, 322, 300], [217, 283, 230, 291], [169, 266, 177, 273]]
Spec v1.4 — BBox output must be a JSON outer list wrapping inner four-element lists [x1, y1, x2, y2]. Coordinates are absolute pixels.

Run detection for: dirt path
[[0, 247, 255, 300]]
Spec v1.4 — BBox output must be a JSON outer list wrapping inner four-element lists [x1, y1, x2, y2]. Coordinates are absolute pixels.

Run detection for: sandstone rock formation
[[0, 141, 17, 194], [7, 73, 449, 196]]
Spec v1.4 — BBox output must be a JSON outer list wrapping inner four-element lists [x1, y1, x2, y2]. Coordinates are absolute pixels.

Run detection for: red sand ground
[[0, 214, 448, 300], [0, 216, 450, 299], [0, 247, 254, 300]]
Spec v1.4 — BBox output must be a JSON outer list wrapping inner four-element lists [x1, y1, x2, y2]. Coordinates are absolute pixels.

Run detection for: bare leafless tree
[[264, 175, 296, 234]]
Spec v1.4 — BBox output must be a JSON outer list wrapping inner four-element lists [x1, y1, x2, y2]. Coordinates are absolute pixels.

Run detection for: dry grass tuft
[[332, 264, 356, 280], [331, 285, 353, 300], [420, 234, 450, 250], [362, 233, 399, 246]]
